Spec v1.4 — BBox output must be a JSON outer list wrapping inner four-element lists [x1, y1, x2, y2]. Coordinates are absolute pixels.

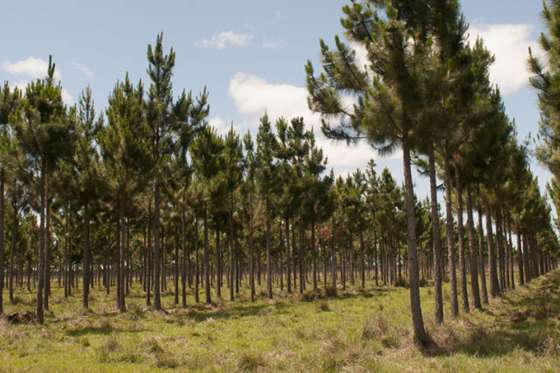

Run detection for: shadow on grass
[[428, 271, 560, 358], [66, 324, 148, 337]]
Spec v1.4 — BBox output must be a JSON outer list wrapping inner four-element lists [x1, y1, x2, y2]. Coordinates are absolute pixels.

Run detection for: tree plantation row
[[0, 0, 559, 348]]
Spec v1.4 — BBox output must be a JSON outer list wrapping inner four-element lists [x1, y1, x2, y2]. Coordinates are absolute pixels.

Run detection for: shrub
[[238, 351, 265, 372], [316, 300, 330, 312], [361, 315, 389, 341]]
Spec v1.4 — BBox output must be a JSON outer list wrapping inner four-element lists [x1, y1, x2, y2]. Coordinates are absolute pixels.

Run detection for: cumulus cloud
[[195, 31, 254, 50], [2, 57, 73, 103], [469, 24, 543, 95], [1, 57, 61, 80], [228, 73, 400, 174], [209, 117, 232, 136]]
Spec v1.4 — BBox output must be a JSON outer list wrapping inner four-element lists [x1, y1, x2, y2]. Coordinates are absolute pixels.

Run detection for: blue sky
[[0, 0, 550, 198]]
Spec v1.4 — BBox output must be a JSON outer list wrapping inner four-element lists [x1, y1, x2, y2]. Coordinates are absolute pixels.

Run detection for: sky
[[0, 0, 550, 198]]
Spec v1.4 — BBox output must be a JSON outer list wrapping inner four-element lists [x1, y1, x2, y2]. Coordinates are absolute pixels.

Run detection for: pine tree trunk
[[517, 229, 524, 285], [312, 220, 318, 291], [229, 193, 235, 301], [146, 206, 152, 306], [466, 187, 482, 309], [9, 219, 16, 304], [36, 162, 47, 324], [476, 198, 489, 304], [266, 198, 273, 299], [359, 230, 365, 289], [455, 172, 469, 313], [285, 218, 292, 293], [444, 152, 458, 318], [117, 198, 126, 312], [44, 189, 51, 311], [0, 168, 4, 315], [428, 143, 444, 324], [153, 182, 162, 310], [203, 205, 211, 304], [174, 227, 179, 305], [181, 206, 187, 307], [486, 203, 499, 297], [83, 203, 91, 309], [402, 139, 429, 345], [249, 212, 255, 302]]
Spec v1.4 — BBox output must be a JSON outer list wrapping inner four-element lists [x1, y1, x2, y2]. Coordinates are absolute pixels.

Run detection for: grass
[[0, 272, 559, 372]]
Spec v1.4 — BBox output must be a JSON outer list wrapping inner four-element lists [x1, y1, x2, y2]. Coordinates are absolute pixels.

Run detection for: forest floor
[[0, 273, 559, 372]]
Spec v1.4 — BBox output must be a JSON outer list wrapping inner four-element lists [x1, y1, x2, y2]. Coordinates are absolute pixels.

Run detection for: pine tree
[[255, 114, 278, 299], [0, 83, 21, 315], [99, 76, 148, 312], [14, 57, 76, 323], [306, 0, 432, 344], [191, 126, 224, 304]]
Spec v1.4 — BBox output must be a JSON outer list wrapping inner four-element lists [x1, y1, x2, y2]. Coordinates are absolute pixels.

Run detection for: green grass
[[1, 273, 559, 372]]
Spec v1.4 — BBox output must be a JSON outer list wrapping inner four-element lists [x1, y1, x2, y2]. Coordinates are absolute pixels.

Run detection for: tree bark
[[153, 182, 162, 310], [444, 152, 458, 318], [466, 187, 482, 309], [402, 139, 429, 345], [428, 143, 444, 323], [455, 172, 469, 313], [0, 168, 4, 315]]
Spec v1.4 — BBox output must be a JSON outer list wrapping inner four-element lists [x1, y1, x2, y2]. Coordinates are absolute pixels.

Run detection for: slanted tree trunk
[[402, 139, 429, 345]]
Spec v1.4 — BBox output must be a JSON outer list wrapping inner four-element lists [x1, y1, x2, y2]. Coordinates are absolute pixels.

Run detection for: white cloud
[[209, 117, 231, 136], [72, 62, 94, 79], [351, 42, 369, 72], [228, 73, 400, 174], [195, 31, 254, 50], [469, 24, 543, 95], [2, 57, 73, 103], [1, 57, 61, 80], [61, 88, 74, 104], [7, 80, 73, 104]]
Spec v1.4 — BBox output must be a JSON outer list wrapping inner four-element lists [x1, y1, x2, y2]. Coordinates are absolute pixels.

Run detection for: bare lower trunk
[[153, 182, 162, 310], [428, 143, 444, 324], [83, 204, 91, 308], [402, 139, 429, 345], [0, 169, 4, 315], [476, 196, 489, 304], [455, 172, 469, 313], [444, 153, 458, 318], [36, 162, 47, 323], [466, 187, 482, 309], [486, 203, 499, 298], [204, 205, 211, 304]]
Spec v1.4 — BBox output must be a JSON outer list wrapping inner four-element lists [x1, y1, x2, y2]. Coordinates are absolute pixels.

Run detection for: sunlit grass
[[0, 272, 559, 372]]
